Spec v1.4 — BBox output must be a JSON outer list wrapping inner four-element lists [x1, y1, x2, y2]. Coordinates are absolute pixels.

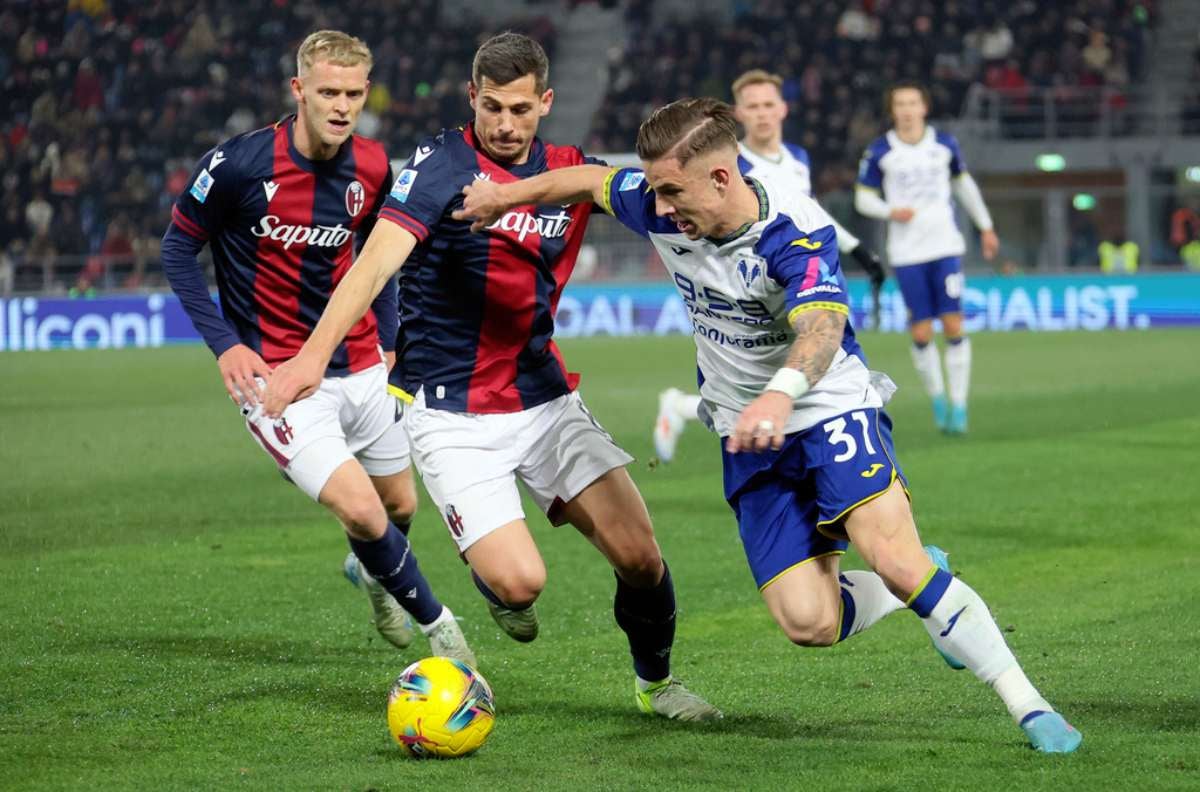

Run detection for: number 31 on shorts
[[822, 411, 877, 463]]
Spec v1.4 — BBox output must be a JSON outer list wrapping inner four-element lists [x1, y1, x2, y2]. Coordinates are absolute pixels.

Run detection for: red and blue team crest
[[345, 180, 365, 217], [445, 505, 465, 538], [273, 418, 295, 445]]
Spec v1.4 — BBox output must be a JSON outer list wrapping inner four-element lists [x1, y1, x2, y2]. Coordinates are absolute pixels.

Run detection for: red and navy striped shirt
[[381, 123, 601, 413], [164, 116, 394, 376]]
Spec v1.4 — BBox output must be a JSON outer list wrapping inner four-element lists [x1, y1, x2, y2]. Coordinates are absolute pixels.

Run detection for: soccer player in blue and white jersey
[[855, 81, 999, 434], [264, 33, 720, 722], [653, 69, 887, 463], [453, 98, 1081, 753], [161, 31, 474, 665]]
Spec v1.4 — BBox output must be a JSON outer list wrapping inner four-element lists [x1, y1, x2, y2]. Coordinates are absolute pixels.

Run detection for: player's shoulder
[[931, 126, 962, 151], [208, 122, 278, 172], [863, 134, 891, 160], [405, 127, 472, 170], [756, 201, 836, 260], [350, 133, 389, 163], [541, 139, 594, 169], [783, 141, 811, 166]]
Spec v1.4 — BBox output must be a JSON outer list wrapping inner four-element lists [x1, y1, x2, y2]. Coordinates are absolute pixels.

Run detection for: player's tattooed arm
[[783, 307, 846, 387]]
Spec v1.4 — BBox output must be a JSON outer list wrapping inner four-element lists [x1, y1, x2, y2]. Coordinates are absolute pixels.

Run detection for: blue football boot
[[932, 395, 949, 432], [1021, 710, 1083, 753], [946, 403, 968, 435]]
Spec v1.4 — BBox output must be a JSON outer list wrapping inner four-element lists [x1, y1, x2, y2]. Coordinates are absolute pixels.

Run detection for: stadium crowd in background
[[0, 0, 1171, 293], [591, 0, 1153, 187], [0, 0, 552, 292]]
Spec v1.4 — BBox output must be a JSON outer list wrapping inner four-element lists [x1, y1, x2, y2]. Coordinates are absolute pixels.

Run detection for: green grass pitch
[[2, 330, 1198, 790]]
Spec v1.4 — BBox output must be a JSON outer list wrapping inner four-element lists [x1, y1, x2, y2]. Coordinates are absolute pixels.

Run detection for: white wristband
[[765, 367, 810, 400]]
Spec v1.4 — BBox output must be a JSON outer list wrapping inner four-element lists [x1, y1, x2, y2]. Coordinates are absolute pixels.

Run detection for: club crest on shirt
[[345, 180, 365, 217], [445, 505, 465, 538], [736, 255, 765, 288]]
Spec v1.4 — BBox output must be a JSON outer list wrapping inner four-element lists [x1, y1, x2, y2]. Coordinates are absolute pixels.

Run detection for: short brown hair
[[636, 98, 738, 165], [472, 32, 550, 93], [731, 69, 783, 101], [884, 80, 931, 118], [296, 30, 372, 76]]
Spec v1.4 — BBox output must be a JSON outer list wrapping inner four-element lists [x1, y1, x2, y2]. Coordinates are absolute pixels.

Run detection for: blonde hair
[[296, 30, 373, 76], [731, 69, 783, 101]]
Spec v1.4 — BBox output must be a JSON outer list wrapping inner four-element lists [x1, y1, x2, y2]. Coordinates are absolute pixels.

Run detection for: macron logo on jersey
[[412, 145, 433, 165], [263, 180, 279, 202], [251, 215, 352, 250], [209, 150, 226, 170], [486, 208, 572, 243]]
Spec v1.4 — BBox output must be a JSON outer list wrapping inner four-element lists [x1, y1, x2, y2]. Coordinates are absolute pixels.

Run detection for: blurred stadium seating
[[0, 0, 1197, 295]]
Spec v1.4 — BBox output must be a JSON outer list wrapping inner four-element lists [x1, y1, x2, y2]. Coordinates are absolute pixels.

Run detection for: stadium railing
[[960, 83, 1186, 139]]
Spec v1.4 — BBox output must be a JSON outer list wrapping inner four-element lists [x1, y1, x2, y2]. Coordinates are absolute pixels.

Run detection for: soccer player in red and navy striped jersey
[[265, 32, 720, 722], [161, 31, 473, 664]]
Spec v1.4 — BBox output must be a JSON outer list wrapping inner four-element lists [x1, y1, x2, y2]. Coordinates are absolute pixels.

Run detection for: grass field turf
[[1, 330, 1198, 791]]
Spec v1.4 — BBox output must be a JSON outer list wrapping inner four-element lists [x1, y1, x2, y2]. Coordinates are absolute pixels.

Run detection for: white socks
[[910, 342, 946, 399], [944, 337, 972, 407], [837, 571, 906, 640], [418, 605, 455, 633], [917, 575, 1051, 723], [678, 393, 702, 421]]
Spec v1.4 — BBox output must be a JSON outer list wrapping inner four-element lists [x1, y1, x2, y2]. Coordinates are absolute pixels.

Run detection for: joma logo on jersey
[[487, 209, 571, 243], [251, 215, 352, 249]]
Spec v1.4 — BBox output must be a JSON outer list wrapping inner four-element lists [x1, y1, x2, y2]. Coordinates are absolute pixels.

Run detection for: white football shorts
[[240, 362, 410, 500], [404, 388, 634, 552]]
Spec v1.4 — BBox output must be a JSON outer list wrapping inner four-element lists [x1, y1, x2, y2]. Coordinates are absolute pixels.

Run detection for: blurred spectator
[[1169, 201, 1200, 269], [592, 0, 1156, 194], [0, 0, 555, 293]]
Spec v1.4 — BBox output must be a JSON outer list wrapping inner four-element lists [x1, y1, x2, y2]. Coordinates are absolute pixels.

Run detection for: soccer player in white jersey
[[855, 81, 999, 434], [652, 69, 887, 463], [453, 98, 1081, 753]]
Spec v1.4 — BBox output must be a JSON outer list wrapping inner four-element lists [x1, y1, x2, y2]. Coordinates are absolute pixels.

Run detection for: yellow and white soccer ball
[[386, 656, 496, 758]]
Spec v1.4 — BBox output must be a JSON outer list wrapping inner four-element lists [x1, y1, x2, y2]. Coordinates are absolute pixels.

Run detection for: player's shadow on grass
[[1070, 696, 1200, 732], [497, 699, 906, 744]]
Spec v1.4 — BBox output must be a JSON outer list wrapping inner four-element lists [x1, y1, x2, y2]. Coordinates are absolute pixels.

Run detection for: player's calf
[[842, 482, 933, 601]]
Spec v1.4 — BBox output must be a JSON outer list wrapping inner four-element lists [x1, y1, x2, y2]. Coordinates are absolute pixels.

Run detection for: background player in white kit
[[454, 97, 1081, 754], [653, 69, 886, 463], [161, 31, 473, 665], [855, 81, 999, 435]]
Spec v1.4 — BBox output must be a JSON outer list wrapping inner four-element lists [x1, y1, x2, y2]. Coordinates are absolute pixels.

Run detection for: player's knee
[[608, 532, 663, 587], [775, 605, 840, 647], [381, 489, 418, 526], [487, 567, 546, 609], [335, 499, 389, 540]]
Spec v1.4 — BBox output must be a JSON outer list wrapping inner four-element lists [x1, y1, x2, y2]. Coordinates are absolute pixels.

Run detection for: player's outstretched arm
[[452, 165, 612, 231], [262, 221, 417, 417], [726, 307, 847, 454]]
